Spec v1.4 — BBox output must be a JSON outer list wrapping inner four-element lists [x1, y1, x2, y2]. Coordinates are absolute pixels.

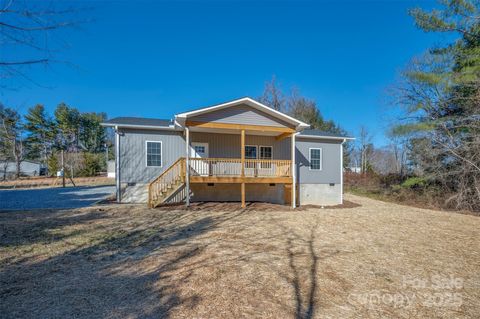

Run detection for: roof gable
[[175, 97, 310, 129], [187, 103, 294, 128]]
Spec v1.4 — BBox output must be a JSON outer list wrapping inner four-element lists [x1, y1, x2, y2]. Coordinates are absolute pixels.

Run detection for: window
[[194, 145, 205, 154], [245, 145, 257, 159], [259, 146, 273, 168], [245, 145, 257, 169], [310, 148, 322, 170], [146, 141, 162, 167], [259, 146, 272, 160]]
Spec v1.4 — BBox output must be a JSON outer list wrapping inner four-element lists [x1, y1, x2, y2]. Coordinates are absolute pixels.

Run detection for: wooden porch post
[[185, 127, 190, 207], [241, 129, 245, 208]]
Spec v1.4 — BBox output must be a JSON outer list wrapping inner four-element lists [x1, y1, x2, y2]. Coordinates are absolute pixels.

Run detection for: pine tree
[[24, 104, 56, 165], [80, 112, 107, 153], [54, 102, 81, 151], [392, 0, 480, 210]]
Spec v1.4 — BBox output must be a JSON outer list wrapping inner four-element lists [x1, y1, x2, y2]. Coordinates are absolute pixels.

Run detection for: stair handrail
[[148, 157, 186, 207]]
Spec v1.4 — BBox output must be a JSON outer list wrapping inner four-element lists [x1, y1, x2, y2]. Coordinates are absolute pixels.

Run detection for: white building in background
[[0, 161, 44, 179], [107, 160, 116, 178]]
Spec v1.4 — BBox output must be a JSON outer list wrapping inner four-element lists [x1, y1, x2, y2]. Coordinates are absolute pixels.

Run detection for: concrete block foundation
[[299, 183, 342, 206]]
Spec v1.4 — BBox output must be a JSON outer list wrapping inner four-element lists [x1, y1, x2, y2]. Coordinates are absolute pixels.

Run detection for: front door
[[190, 142, 209, 176]]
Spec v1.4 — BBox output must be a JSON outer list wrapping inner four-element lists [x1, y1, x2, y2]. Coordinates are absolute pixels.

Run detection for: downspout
[[291, 132, 298, 208], [115, 126, 121, 203], [340, 138, 346, 204], [185, 127, 190, 207]]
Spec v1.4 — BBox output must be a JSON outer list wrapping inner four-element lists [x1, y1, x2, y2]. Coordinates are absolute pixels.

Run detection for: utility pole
[[61, 149, 65, 188]]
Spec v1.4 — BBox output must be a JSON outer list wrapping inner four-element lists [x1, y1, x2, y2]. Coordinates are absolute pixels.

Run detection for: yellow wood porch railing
[[148, 157, 292, 207], [189, 158, 291, 177]]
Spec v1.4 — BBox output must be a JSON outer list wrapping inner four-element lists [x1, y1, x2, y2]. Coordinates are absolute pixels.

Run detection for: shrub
[[47, 154, 59, 177], [401, 177, 427, 189], [81, 152, 103, 177]]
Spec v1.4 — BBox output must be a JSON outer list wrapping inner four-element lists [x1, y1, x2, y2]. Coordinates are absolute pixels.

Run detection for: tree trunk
[[15, 154, 21, 179]]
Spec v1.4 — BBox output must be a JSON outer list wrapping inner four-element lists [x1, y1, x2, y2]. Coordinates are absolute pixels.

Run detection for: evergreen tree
[[80, 112, 107, 153], [24, 104, 56, 164], [47, 153, 59, 177], [54, 103, 81, 151], [392, 0, 480, 210]]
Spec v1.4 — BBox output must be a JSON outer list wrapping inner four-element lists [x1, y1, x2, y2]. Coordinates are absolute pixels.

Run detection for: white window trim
[[244, 145, 258, 159], [145, 140, 162, 167], [259, 145, 274, 160], [309, 147, 322, 171], [191, 142, 209, 158]]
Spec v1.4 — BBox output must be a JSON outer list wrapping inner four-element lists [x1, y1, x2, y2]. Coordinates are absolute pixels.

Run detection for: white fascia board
[[175, 97, 310, 129], [101, 123, 180, 131], [297, 134, 355, 141]]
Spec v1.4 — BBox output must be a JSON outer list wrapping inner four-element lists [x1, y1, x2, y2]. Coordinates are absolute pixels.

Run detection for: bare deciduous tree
[[258, 75, 286, 111], [358, 126, 373, 174], [0, 0, 86, 87], [0, 105, 24, 178]]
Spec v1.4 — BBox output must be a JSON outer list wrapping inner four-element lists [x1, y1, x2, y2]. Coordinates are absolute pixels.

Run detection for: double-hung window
[[259, 146, 273, 168], [259, 146, 272, 160], [245, 145, 257, 169], [310, 148, 322, 170], [245, 145, 257, 159], [146, 141, 162, 167]]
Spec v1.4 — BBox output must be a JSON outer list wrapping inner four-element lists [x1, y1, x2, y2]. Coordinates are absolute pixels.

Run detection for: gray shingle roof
[[102, 117, 172, 127], [299, 129, 352, 139]]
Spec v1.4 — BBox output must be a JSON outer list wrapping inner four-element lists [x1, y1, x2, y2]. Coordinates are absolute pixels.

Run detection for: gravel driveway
[[0, 185, 115, 211]]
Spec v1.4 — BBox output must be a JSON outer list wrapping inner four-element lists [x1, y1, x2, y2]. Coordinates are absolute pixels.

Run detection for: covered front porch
[[184, 121, 297, 208]]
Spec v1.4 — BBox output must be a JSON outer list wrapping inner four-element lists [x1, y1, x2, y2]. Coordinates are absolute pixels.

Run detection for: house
[[0, 160, 44, 180], [101, 97, 353, 208]]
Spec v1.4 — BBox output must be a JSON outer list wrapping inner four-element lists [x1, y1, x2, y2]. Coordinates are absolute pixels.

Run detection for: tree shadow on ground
[[1, 203, 350, 319], [0, 206, 246, 318], [275, 221, 341, 319]]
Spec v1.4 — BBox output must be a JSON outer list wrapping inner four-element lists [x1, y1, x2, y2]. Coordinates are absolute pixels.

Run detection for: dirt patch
[[0, 194, 479, 318]]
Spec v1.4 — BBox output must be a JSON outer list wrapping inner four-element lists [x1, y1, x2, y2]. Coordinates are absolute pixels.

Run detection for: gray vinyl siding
[[117, 129, 292, 184], [118, 129, 185, 183], [295, 138, 342, 184], [117, 129, 341, 186], [189, 104, 294, 129], [191, 132, 291, 159]]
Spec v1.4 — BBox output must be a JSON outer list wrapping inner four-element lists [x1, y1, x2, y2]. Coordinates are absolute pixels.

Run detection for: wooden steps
[[148, 158, 186, 208], [150, 179, 185, 207]]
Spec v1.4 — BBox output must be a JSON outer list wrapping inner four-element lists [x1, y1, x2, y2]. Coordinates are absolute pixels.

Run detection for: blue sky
[[1, 0, 447, 146]]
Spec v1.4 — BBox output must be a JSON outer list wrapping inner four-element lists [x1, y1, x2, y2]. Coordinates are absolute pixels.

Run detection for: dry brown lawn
[[0, 176, 114, 189], [1, 194, 479, 318]]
